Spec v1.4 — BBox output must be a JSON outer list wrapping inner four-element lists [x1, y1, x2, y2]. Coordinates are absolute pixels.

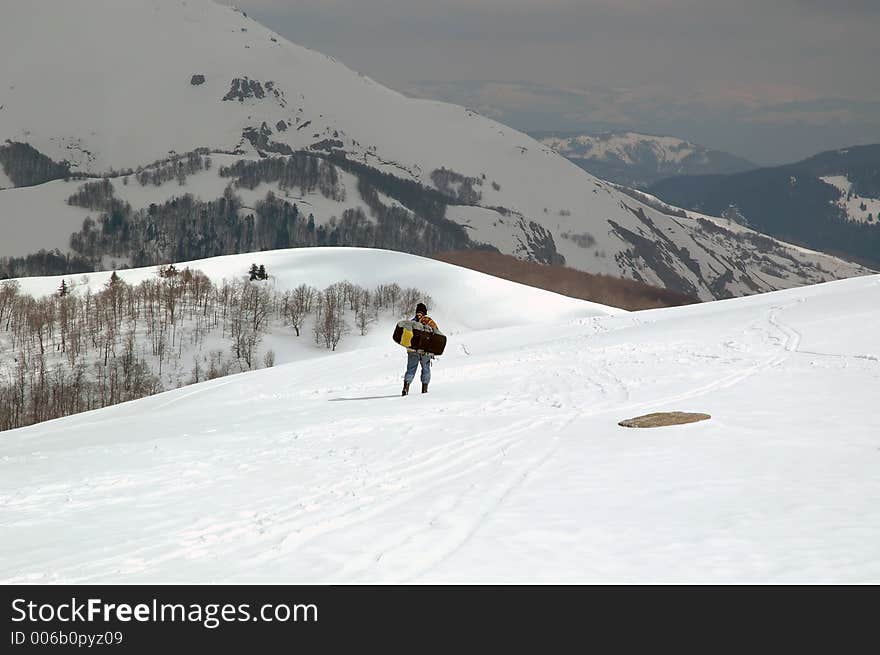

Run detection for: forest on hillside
[[0, 266, 431, 432], [0, 151, 477, 279]]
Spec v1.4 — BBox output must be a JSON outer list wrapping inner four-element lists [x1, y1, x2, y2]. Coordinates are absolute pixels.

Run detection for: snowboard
[[392, 320, 447, 356]]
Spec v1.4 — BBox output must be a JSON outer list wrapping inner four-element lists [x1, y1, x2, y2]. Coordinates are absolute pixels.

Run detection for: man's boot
[[422, 383, 428, 394], [402, 381, 410, 396]]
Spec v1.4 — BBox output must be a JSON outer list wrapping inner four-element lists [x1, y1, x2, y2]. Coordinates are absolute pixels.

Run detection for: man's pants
[[404, 351, 432, 384]]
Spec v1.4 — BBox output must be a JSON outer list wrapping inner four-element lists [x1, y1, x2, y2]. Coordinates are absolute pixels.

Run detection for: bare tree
[[355, 288, 373, 336], [284, 283, 314, 337], [313, 285, 348, 351]]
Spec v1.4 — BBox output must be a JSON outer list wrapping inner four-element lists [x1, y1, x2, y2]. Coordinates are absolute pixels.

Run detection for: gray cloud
[[795, 0, 880, 14], [404, 80, 880, 163], [228, 0, 879, 163]]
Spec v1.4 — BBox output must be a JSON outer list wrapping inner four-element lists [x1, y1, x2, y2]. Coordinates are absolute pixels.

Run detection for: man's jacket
[[415, 314, 439, 331]]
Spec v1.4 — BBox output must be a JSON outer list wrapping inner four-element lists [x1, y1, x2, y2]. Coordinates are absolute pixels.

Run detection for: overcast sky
[[230, 0, 880, 164]]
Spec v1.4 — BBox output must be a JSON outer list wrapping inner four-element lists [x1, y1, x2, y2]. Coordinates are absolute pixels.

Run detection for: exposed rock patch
[[310, 139, 344, 152], [618, 412, 711, 428], [227, 78, 263, 101]]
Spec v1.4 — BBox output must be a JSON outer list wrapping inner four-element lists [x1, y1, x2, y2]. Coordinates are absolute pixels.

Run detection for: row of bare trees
[[0, 268, 432, 432]]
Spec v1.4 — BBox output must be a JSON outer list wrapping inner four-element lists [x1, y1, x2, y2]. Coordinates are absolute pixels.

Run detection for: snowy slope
[[821, 175, 880, 225], [0, 0, 870, 300], [12, 247, 616, 330], [2, 256, 879, 583], [0, 180, 93, 257], [1, 248, 615, 408]]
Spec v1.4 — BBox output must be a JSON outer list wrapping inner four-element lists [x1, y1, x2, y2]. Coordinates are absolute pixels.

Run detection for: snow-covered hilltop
[[0, 0, 871, 300], [536, 131, 755, 188], [2, 247, 879, 583], [0, 248, 613, 432], [10, 247, 612, 329], [820, 175, 880, 225]]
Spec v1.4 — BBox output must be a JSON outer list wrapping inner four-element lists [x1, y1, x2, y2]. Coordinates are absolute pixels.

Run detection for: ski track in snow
[[2, 275, 880, 583], [400, 304, 806, 581], [0, 309, 813, 581]]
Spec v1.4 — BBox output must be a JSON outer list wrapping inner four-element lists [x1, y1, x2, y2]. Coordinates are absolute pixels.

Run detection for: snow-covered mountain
[[650, 144, 880, 269], [3, 247, 879, 583], [535, 131, 756, 188], [0, 0, 871, 300]]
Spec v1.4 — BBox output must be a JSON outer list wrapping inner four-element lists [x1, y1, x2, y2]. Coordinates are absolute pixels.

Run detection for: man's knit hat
[[416, 302, 428, 315]]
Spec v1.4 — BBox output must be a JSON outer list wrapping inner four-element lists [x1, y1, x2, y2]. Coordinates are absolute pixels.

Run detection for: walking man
[[402, 302, 439, 396]]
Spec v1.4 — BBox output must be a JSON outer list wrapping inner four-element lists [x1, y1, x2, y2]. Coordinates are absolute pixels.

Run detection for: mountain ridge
[[533, 130, 756, 188], [649, 143, 880, 268]]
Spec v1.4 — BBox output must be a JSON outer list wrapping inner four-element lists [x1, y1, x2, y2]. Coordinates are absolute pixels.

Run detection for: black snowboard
[[392, 320, 447, 356], [407, 328, 447, 356]]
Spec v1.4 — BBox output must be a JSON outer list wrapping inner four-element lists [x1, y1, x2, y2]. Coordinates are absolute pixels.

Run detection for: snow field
[[1, 250, 878, 583]]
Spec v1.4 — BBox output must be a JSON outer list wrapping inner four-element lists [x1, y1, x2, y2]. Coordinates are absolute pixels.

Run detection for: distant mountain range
[[533, 131, 756, 189], [649, 144, 880, 268]]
